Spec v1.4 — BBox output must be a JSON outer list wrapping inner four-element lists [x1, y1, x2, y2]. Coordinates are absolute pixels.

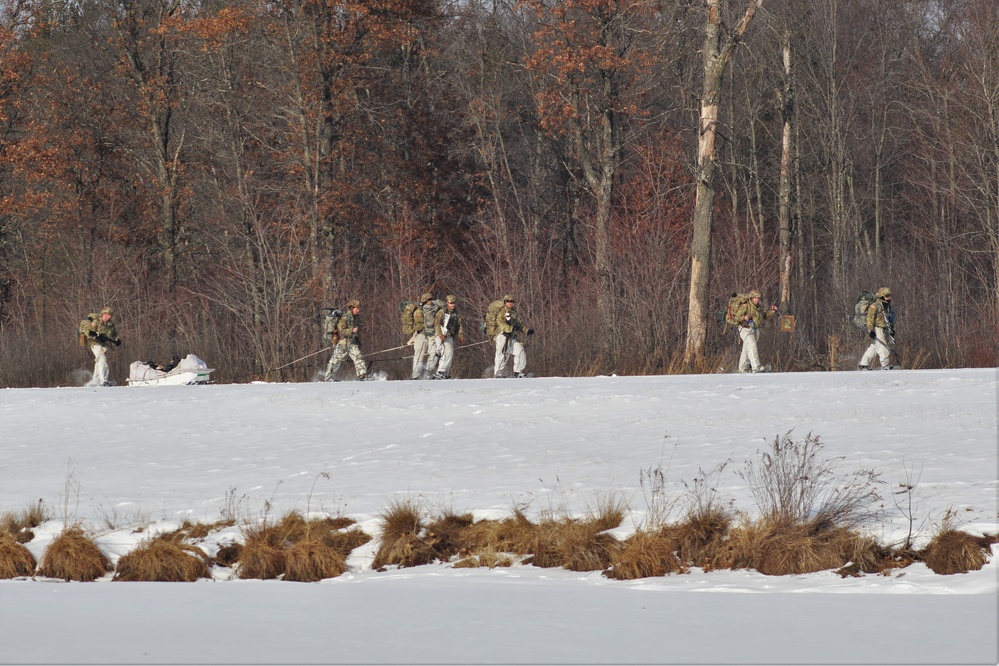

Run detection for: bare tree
[[684, 0, 763, 368]]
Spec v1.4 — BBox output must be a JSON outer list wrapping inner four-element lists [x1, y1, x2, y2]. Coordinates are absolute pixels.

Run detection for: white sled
[[127, 354, 214, 387]]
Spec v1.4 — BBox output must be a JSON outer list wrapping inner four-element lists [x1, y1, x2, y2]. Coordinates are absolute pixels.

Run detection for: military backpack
[[852, 291, 876, 329], [321, 307, 345, 344], [724, 293, 753, 327], [399, 301, 420, 335], [481, 299, 506, 337]]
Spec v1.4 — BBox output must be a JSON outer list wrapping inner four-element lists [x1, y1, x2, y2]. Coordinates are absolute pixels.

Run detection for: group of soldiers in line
[[323, 292, 532, 382], [79, 285, 893, 386], [730, 285, 896, 373]]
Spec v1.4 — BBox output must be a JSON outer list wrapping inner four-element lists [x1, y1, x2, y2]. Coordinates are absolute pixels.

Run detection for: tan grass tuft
[[0, 532, 37, 578], [726, 519, 859, 575], [37, 526, 111, 581], [323, 528, 371, 559], [283, 538, 348, 582], [671, 505, 733, 570], [237, 522, 290, 579], [517, 504, 624, 572], [423, 511, 475, 561], [1, 500, 47, 543], [113, 538, 212, 582], [921, 530, 993, 575], [162, 519, 236, 543], [372, 500, 437, 569], [605, 528, 686, 580], [453, 550, 513, 569]]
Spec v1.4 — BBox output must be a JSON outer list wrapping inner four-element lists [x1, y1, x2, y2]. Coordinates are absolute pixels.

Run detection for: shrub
[[518, 500, 625, 572], [114, 538, 212, 582], [0, 532, 37, 578], [284, 538, 348, 582], [37, 526, 111, 581], [1, 500, 48, 544], [739, 432, 885, 531], [237, 511, 363, 579], [922, 529, 996, 575], [605, 528, 685, 580], [371, 500, 437, 570], [726, 518, 867, 576]]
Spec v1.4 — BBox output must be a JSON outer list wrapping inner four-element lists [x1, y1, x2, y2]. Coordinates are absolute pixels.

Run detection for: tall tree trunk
[[778, 32, 794, 310], [684, 0, 763, 368]]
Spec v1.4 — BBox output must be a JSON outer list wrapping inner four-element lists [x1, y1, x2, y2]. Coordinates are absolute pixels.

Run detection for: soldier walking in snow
[[410, 291, 434, 379], [733, 290, 777, 373], [859, 287, 895, 370], [433, 295, 465, 379], [325, 299, 367, 381], [79, 306, 121, 387], [493, 294, 533, 378]]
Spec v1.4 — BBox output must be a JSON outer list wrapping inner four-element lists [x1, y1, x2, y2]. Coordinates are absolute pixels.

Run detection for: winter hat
[[421, 292, 433, 303], [445, 294, 457, 304], [100, 307, 113, 316], [347, 299, 360, 309], [503, 294, 515, 302]]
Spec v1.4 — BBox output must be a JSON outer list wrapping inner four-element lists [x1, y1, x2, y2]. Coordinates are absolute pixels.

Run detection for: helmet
[[748, 290, 761, 299], [503, 294, 515, 303], [421, 292, 433, 303], [876, 287, 891, 299], [100, 306, 113, 315], [347, 299, 360, 309], [445, 294, 457, 304]]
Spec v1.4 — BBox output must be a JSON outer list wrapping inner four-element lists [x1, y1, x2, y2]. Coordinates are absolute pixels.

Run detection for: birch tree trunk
[[683, 0, 763, 368]]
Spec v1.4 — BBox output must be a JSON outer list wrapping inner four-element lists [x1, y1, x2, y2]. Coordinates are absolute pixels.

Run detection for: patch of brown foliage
[[161, 519, 236, 542], [669, 505, 733, 570], [215, 542, 243, 567], [371, 501, 435, 570], [605, 528, 685, 580], [514, 501, 625, 572], [0, 501, 47, 544], [921, 530, 995, 575], [284, 539, 348, 582], [37, 526, 111, 582], [238, 511, 367, 580], [453, 550, 514, 568], [0, 532, 37, 578], [114, 538, 212, 582], [725, 518, 864, 576]]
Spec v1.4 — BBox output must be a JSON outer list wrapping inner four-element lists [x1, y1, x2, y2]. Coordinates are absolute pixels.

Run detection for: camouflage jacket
[[866, 300, 893, 331], [336, 310, 360, 346], [495, 306, 529, 340], [83, 314, 120, 346], [435, 308, 464, 340], [733, 300, 775, 330]]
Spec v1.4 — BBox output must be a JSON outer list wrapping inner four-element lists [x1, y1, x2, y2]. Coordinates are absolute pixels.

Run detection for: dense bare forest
[[0, 0, 995, 387]]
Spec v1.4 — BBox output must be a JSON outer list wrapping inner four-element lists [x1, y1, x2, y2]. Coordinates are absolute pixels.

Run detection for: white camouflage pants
[[860, 327, 892, 368], [738, 326, 762, 373], [87, 344, 109, 387], [411, 333, 430, 379], [494, 334, 526, 377], [326, 342, 367, 380], [436, 336, 455, 376]]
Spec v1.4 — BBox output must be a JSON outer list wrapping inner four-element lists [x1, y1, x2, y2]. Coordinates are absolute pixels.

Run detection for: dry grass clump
[[725, 518, 867, 576], [670, 504, 733, 570], [284, 539, 348, 582], [1, 500, 47, 543], [371, 500, 436, 570], [114, 538, 212, 582], [453, 549, 514, 569], [423, 511, 476, 562], [605, 528, 685, 580], [238, 511, 366, 580], [0, 532, 37, 578], [161, 519, 236, 542], [37, 526, 111, 581], [514, 500, 625, 572], [921, 530, 996, 575]]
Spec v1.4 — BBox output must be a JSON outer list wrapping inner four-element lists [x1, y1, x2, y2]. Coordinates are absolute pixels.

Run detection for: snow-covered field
[[1, 368, 996, 665]]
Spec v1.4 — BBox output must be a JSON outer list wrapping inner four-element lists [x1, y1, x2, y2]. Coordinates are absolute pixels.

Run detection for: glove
[[513, 323, 522, 333], [869, 330, 876, 339], [527, 328, 535, 335], [112, 339, 121, 347]]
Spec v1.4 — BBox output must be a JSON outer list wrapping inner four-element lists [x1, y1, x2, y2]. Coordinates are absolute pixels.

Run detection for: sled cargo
[[127, 354, 214, 386]]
